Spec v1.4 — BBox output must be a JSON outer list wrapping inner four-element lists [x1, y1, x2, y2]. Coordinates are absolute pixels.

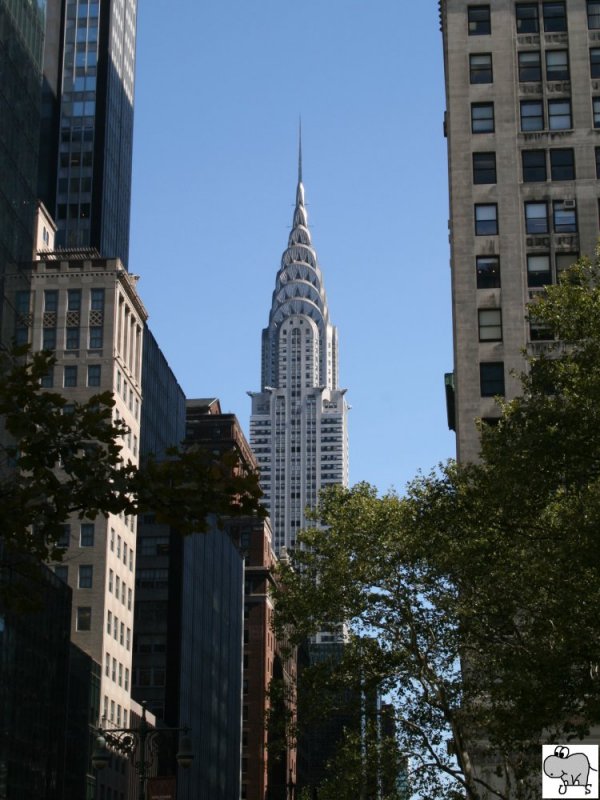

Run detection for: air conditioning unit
[[562, 199, 576, 209]]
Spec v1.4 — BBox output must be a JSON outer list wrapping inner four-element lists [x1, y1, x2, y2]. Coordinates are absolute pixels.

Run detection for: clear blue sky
[[128, 1, 455, 495]]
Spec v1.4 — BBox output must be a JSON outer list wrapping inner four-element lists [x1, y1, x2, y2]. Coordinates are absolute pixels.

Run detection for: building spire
[[298, 116, 303, 185]]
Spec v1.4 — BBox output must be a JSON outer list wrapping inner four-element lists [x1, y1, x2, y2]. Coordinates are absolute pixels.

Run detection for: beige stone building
[[3, 250, 147, 731], [441, 0, 600, 462]]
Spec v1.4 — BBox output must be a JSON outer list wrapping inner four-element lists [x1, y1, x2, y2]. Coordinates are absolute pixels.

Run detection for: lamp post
[[91, 703, 193, 800]]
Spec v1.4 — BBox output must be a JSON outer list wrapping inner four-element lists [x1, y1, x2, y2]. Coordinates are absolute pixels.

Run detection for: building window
[[44, 290, 58, 312], [54, 565, 68, 582], [527, 254, 552, 287], [530, 319, 554, 341], [588, 1, 600, 29], [66, 327, 80, 350], [596, 148, 600, 179], [516, 3, 539, 32], [469, 53, 493, 83], [553, 200, 577, 233], [91, 288, 105, 310], [525, 201, 549, 234], [64, 365, 78, 387], [591, 48, 600, 79], [480, 362, 505, 397], [88, 365, 101, 386], [478, 309, 503, 341], [468, 5, 491, 35], [543, 2, 567, 32], [548, 99, 571, 130], [518, 50, 541, 82], [43, 327, 56, 351], [545, 50, 569, 81], [556, 252, 578, 276], [89, 326, 103, 348], [472, 152, 496, 184], [520, 100, 544, 131], [67, 289, 81, 312], [80, 523, 94, 546], [78, 565, 93, 588], [76, 607, 91, 631], [522, 150, 546, 182], [550, 149, 575, 180], [471, 102, 494, 133], [107, 610, 112, 634], [475, 204, 498, 235], [476, 256, 501, 288], [57, 524, 70, 548], [593, 97, 600, 127], [41, 368, 54, 388]]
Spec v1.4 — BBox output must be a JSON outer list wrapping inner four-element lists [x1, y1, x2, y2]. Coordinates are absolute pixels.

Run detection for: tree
[[0, 346, 263, 595], [273, 256, 600, 799]]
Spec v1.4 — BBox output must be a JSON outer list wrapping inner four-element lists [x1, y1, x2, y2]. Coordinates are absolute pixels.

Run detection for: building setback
[[39, 0, 138, 266], [441, 0, 600, 462], [249, 145, 349, 554]]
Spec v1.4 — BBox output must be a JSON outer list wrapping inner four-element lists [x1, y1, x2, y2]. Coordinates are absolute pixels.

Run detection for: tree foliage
[[273, 256, 600, 800], [0, 346, 263, 574]]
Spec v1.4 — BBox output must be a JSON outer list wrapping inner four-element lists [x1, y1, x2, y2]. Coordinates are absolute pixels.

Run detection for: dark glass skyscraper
[[0, 0, 47, 282], [40, 0, 137, 266]]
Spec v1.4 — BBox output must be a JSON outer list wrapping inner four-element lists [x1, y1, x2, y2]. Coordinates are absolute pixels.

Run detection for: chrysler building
[[249, 142, 349, 554]]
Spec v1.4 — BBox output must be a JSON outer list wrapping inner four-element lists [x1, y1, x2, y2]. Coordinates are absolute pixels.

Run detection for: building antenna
[[298, 116, 303, 184]]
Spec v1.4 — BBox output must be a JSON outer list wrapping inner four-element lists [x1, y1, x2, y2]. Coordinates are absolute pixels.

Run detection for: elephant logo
[[542, 745, 599, 798]]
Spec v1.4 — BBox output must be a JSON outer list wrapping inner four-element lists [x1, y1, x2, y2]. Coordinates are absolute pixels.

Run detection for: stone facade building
[[3, 252, 147, 743], [441, 0, 600, 461]]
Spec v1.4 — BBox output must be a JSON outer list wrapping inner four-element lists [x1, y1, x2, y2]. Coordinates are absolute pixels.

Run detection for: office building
[[224, 514, 297, 800], [0, 0, 47, 321], [2, 252, 147, 755], [441, 0, 600, 462], [249, 146, 349, 553], [0, 559, 71, 800], [39, 0, 138, 266]]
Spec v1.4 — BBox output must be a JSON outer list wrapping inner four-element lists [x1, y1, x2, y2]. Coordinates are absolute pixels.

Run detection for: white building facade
[[249, 155, 349, 554]]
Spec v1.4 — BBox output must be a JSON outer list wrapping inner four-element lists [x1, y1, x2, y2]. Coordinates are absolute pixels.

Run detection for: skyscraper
[[441, 0, 600, 462], [39, 0, 137, 266], [0, 0, 47, 293], [249, 143, 349, 554]]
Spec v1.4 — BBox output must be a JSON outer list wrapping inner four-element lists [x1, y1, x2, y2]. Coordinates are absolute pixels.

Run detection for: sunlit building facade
[[249, 150, 349, 554]]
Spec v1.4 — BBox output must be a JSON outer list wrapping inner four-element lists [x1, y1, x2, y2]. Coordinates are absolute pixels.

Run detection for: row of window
[[41, 325, 103, 350], [106, 610, 131, 650], [477, 308, 552, 342], [469, 49, 571, 84], [110, 528, 134, 569], [470, 99, 582, 133], [41, 363, 102, 389], [55, 522, 95, 548], [105, 654, 130, 691], [102, 696, 127, 730], [476, 251, 577, 289], [468, 3, 600, 36], [471, 47, 600, 85], [473, 148, 577, 184], [474, 200, 577, 236], [108, 570, 132, 609]]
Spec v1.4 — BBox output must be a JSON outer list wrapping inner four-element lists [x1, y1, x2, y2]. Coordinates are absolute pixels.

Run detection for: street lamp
[[92, 703, 193, 800]]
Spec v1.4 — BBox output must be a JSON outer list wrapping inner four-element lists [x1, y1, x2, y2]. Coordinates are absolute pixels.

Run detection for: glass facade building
[[0, 0, 47, 314], [0, 558, 71, 800], [41, 0, 137, 266]]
